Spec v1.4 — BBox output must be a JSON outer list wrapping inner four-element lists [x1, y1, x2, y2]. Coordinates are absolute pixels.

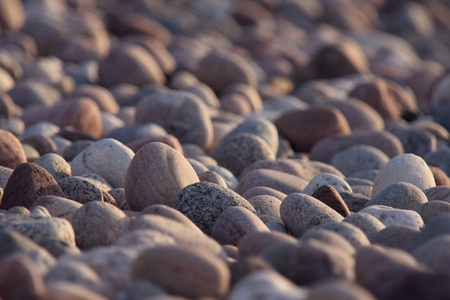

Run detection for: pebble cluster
[[0, 0, 450, 299]]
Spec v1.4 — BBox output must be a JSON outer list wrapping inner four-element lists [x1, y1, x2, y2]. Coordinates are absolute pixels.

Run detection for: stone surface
[[310, 129, 404, 164], [275, 106, 351, 153], [131, 245, 230, 298], [0, 128, 26, 169], [174, 181, 255, 235], [311, 184, 351, 217], [360, 205, 424, 230], [211, 206, 269, 246], [331, 145, 390, 177], [136, 90, 213, 149], [366, 182, 428, 210], [71, 201, 129, 250], [125, 142, 199, 211], [71, 138, 134, 188], [303, 173, 353, 195], [280, 193, 344, 237], [0, 163, 65, 210], [372, 154, 436, 198]]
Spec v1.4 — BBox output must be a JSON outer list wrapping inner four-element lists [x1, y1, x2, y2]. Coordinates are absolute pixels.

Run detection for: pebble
[[306, 280, 376, 300], [236, 168, 308, 196], [62, 140, 94, 162], [33, 153, 71, 181], [238, 231, 297, 257], [371, 226, 420, 250], [199, 170, 228, 188], [30, 195, 83, 222], [21, 133, 57, 156], [66, 84, 120, 115], [0, 162, 65, 210], [343, 213, 386, 241], [330, 145, 390, 177], [425, 146, 450, 176], [242, 186, 287, 202], [311, 184, 351, 217], [275, 106, 351, 153], [371, 154, 436, 198], [415, 200, 450, 224], [305, 222, 370, 249], [213, 133, 276, 176], [411, 235, 450, 276], [0, 128, 26, 169], [429, 166, 450, 186], [206, 164, 239, 190], [247, 194, 282, 218], [280, 193, 344, 237], [131, 245, 230, 298], [387, 125, 436, 158], [359, 205, 424, 230], [135, 90, 213, 149], [303, 173, 353, 195], [108, 123, 166, 145], [174, 181, 255, 235], [211, 206, 269, 246], [125, 142, 199, 210], [407, 213, 450, 251], [310, 129, 404, 164], [71, 138, 134, 188], [71, 201, 129, 250], [300, 228, 356, 255], [365, 182, 428, 210], [57, 176, 116, 205], [21, 121, 59, 139], [127, 133, 183, 154], [8, 79, 60, 109], [45, 281, 109, 300]]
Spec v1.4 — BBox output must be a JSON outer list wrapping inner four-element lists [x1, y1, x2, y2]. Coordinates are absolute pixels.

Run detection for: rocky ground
[[0, 0, 450, 299]]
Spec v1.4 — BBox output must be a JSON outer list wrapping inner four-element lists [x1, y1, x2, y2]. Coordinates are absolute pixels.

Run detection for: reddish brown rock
[[310, 129, 404, 164], [66, 84, 120, 115], [429, 166, 450, 186], [98, 44, 166, 87], [23, 97, 102, 139], [312, 184, 351, 217], [0, 163, 65, 210], [0, 0, 25, 32], [275, 106, 351, 153], [349, 78, 419, 120], [0, 128, 26, 169]]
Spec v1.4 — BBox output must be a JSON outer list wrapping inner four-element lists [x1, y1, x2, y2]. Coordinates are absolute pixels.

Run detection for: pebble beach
[[1, 0, 450, 299]]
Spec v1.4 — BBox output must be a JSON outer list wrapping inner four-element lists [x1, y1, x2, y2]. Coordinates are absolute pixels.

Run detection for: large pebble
[[195, 50, 258, 93], [387, 125, 436, 158], [303, 173, 353, 195], [131, 245, 230, 298], [248, 194, 282, 218], [136, 90, 213, 149], [0, 163, 65, 210], [330, 145, 390, 177], [57, 176, 116, 205], [415, 200, 450, 223], [411, 235, 450, 276], [71, 201, 129, 250], [275, 106, 351, 153], [98, 44, 165, 87], [371, 154, 435, 198], [360, 205, 424, 230], [371, 226, 420, 250], [174, 181, 255, 235], [0, 128, 26, 169], [365, 182, 428, 210], [213, 133, 275, 176], [0, 214, 75, 246], [125, 142, 199, 210], [310, 129, 404, 163], [33, 153, 71, 181], [280, 193, 344, 237], [211, 206, 269, 246], [71, 138, 134, 188], [30, 196, 82, 222], [236, 169, 308, 196]]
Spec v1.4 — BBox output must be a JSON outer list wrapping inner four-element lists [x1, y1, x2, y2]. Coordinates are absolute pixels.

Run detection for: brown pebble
[[0, 128, 26, 169], [21, 134, 57, 156], [312, 184, 351, 217], [430, 166, 450, 186]]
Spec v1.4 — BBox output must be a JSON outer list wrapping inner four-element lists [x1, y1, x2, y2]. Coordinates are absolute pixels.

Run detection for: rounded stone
[[429, 166, 450, 186], [408, 214, 450, 251], [300, 228, 356, 255], [136, 90, 213, 149], [242, 186, 287, 202], [238, 231, 297, 257], [66, 84, 119, 115], [98, 44, 165, 87], [343, 213, 386, 241], [425, 146, 450, 176], [311, 184, 351, 217], [199, 170, 227, 188], [307, 280, 376, 300], [330, 145, 390, 177], [195, 50, 257, 93], [71, 201, 129, 250], [415, 201, 450, 224], [359, 205, 424, 230], [131, 245, 230, 298], [8, 79, 60, 109], [57, 176, 116, 205], [274, 106, 351, 153], [33, 153, 71, 181], [0, 163, 65, 210], [366, 182, 428, 210], [310, 129, 404, 164], [214, 133, 275, 176], [140, 204, 202, 234], [387, 126, 436, 158], [280, 193, 344, 237], [247, 195, 282, 218], [30, 196, 83, 222], [371, 154, 436, 198], [21, 134, 57, 156], [305, 222, 370, 249], [125, 142, 199, 210], [71, 138, 134, 188], [371, 226, 420, 250], [211, 206, 269, 246], [411, 235, 450, 276], [303, 173, 353, 195], [0, 128, 26, 169], [174, 181, 255, 235]]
